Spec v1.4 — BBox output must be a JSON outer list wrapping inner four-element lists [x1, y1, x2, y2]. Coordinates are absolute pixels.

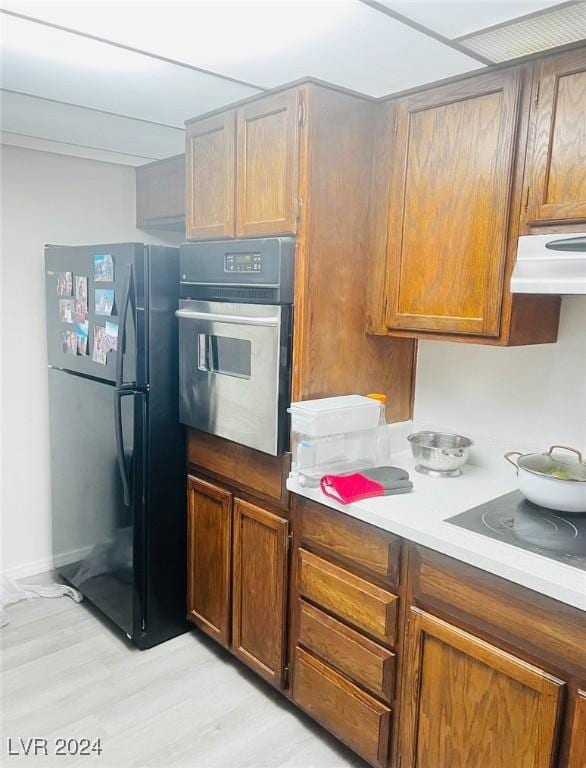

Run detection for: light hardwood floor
[[1, 573, 365, 768]]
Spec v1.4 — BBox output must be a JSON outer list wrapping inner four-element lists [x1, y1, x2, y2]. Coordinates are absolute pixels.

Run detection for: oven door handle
[[175, 308, 280, 327]]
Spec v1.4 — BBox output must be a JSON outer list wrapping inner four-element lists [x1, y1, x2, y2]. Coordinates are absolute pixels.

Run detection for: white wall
[[414, 296, 586, 453], [0, 145, 181, 577]]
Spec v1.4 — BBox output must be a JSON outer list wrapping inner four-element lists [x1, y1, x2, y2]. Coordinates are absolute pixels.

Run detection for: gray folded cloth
[[358, 466, 414, 495]]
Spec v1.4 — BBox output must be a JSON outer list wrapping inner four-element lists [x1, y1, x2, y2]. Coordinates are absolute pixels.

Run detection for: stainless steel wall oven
[[177, 238, 294, 456]]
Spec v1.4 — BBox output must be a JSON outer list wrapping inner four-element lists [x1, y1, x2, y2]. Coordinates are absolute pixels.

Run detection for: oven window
[[199, 334, 251, 379]]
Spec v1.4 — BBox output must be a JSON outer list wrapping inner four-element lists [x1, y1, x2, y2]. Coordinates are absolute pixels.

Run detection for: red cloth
[[320, 473, 384, 505]]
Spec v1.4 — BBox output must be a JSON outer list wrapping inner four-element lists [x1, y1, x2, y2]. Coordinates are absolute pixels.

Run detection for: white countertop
[[287, 442, 586, 611]]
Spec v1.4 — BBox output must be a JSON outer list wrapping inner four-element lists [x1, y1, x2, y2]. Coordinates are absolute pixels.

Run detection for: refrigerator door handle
[[114, 388, 134, 507], [116, 263, 136, 389]]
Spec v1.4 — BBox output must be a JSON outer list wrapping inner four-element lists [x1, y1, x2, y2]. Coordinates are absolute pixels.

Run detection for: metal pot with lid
[[504, 445, 586, 514]]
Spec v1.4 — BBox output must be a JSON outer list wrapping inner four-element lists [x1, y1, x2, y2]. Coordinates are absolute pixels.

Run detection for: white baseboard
[[2, 545, 94, 581], [2, 555, 55, 581]]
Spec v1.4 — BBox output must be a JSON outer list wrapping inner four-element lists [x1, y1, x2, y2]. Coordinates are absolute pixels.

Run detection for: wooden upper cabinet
[[236, 90, 301, 237], [232, 499, 289, 687], [136, 154, 185, 231], [186, 476, 232, 647], [401, 608, 564, 768], [526, 47, 586, 225], [385, 69, 522, 337], [185, 112, 235, 240]]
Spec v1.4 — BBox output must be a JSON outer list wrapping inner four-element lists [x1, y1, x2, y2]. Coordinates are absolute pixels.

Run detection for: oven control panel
[[225, 252, 262, 273], [180, 237, 294, 304]]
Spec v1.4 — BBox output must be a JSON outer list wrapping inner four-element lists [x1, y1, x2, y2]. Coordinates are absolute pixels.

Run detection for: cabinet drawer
[[298, 549, 398, 645], [299, 498, 401, 586], [410, 545, 586, 676], [298, 600, 395, 703], [293, 647, 391, 768]]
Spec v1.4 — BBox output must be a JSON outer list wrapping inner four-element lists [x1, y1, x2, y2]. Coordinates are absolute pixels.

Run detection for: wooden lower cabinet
[[186, 476, 232, 647], [293, 646, 391, 768], [401, 608, 564, 768], [232, 498, 289, 687], [186, 474, 290, 687], [186, 484, 584, 768]]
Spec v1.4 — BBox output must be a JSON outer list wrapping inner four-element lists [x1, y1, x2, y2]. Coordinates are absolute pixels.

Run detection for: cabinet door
[[401, 608, 563, 768], [567, 690, 586, 768], [232, 498, 289, 687], [185, 112, 235, 240], [186, 476, 232, 647], [136, 154, 185, 230], [527, 48, 586, 224], [385, 69, 522, 337], [236, 90, 301, 237]]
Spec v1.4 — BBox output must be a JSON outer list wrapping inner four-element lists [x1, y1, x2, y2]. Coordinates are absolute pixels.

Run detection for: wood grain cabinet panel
[[236, 90, 301, 237], [232, 499, 289, 688], [385, 69, 522, 337], [401, 608, 564, 768], [186, 476, 232, 647], [298, 600, 395, 703], [298, 549, 398, 645], [567, 691, 586, 768], [185, 112, 235, 240], [526, 48, 586, 224], [187, 430, 289, 508], [299, 498, 401, 585], [410, 545, 586, 675], [293, 647, 391, 768], [136, 154, 185, 230]]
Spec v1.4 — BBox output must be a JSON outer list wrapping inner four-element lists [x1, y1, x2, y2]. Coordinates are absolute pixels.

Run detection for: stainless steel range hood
[[511, 233, 586, 294]]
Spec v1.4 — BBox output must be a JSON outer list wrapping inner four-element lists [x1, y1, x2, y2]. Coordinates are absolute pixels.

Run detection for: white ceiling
[[0, 0, 579, 167], [0, 14, 260, 127], [0, 91, 185, 160], [0, 2, 483, 93]]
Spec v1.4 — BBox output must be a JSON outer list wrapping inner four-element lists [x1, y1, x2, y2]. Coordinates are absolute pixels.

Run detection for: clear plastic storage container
[[289, 395, 383, 487], [289, 395, 381, 438], [291, 428, 379, 488]]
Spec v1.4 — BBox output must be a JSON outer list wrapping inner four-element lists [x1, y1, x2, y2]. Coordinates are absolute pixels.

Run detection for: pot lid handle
[[546, 445, 584, 463]]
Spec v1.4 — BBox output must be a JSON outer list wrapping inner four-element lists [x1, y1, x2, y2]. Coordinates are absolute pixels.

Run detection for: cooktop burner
[[447, 491, 586, 570]]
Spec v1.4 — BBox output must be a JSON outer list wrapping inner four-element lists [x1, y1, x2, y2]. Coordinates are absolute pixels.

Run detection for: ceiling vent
[[457, 2, 586, 63]]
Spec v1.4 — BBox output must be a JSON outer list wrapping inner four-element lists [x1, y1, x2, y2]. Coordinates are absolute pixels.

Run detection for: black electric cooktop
[[447, 491, 586, 571]]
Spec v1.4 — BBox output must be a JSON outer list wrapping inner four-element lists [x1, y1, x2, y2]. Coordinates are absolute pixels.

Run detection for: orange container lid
[[367, 393, 387, 403]]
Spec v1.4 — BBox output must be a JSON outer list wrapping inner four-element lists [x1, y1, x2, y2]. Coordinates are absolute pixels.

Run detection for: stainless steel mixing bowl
[[407, 431, 474, 477]]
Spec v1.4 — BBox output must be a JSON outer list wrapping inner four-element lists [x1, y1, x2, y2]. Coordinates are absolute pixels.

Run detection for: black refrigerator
[[45, 243, 186, 649]]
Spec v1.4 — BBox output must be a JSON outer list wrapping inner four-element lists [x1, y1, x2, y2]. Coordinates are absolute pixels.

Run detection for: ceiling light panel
[[0, 90, 185, 159], [1, 1, 483, 97], [375, 1, 566, 39], [0, 14, 260, 127], [459, 2, 586, 62]]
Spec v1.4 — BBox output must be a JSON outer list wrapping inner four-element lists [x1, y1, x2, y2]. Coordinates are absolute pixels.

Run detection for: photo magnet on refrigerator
[[61, 330, 77, 355], [105, 321, 118, 352], [57, 272, 73, 296], [59, 299, 75, 323], [74, 275, 88, 315], [94, 254, 114, 282], [95, 289, 115, 316], [76, 321, 89, 356], [92, 325, 108, 365]]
